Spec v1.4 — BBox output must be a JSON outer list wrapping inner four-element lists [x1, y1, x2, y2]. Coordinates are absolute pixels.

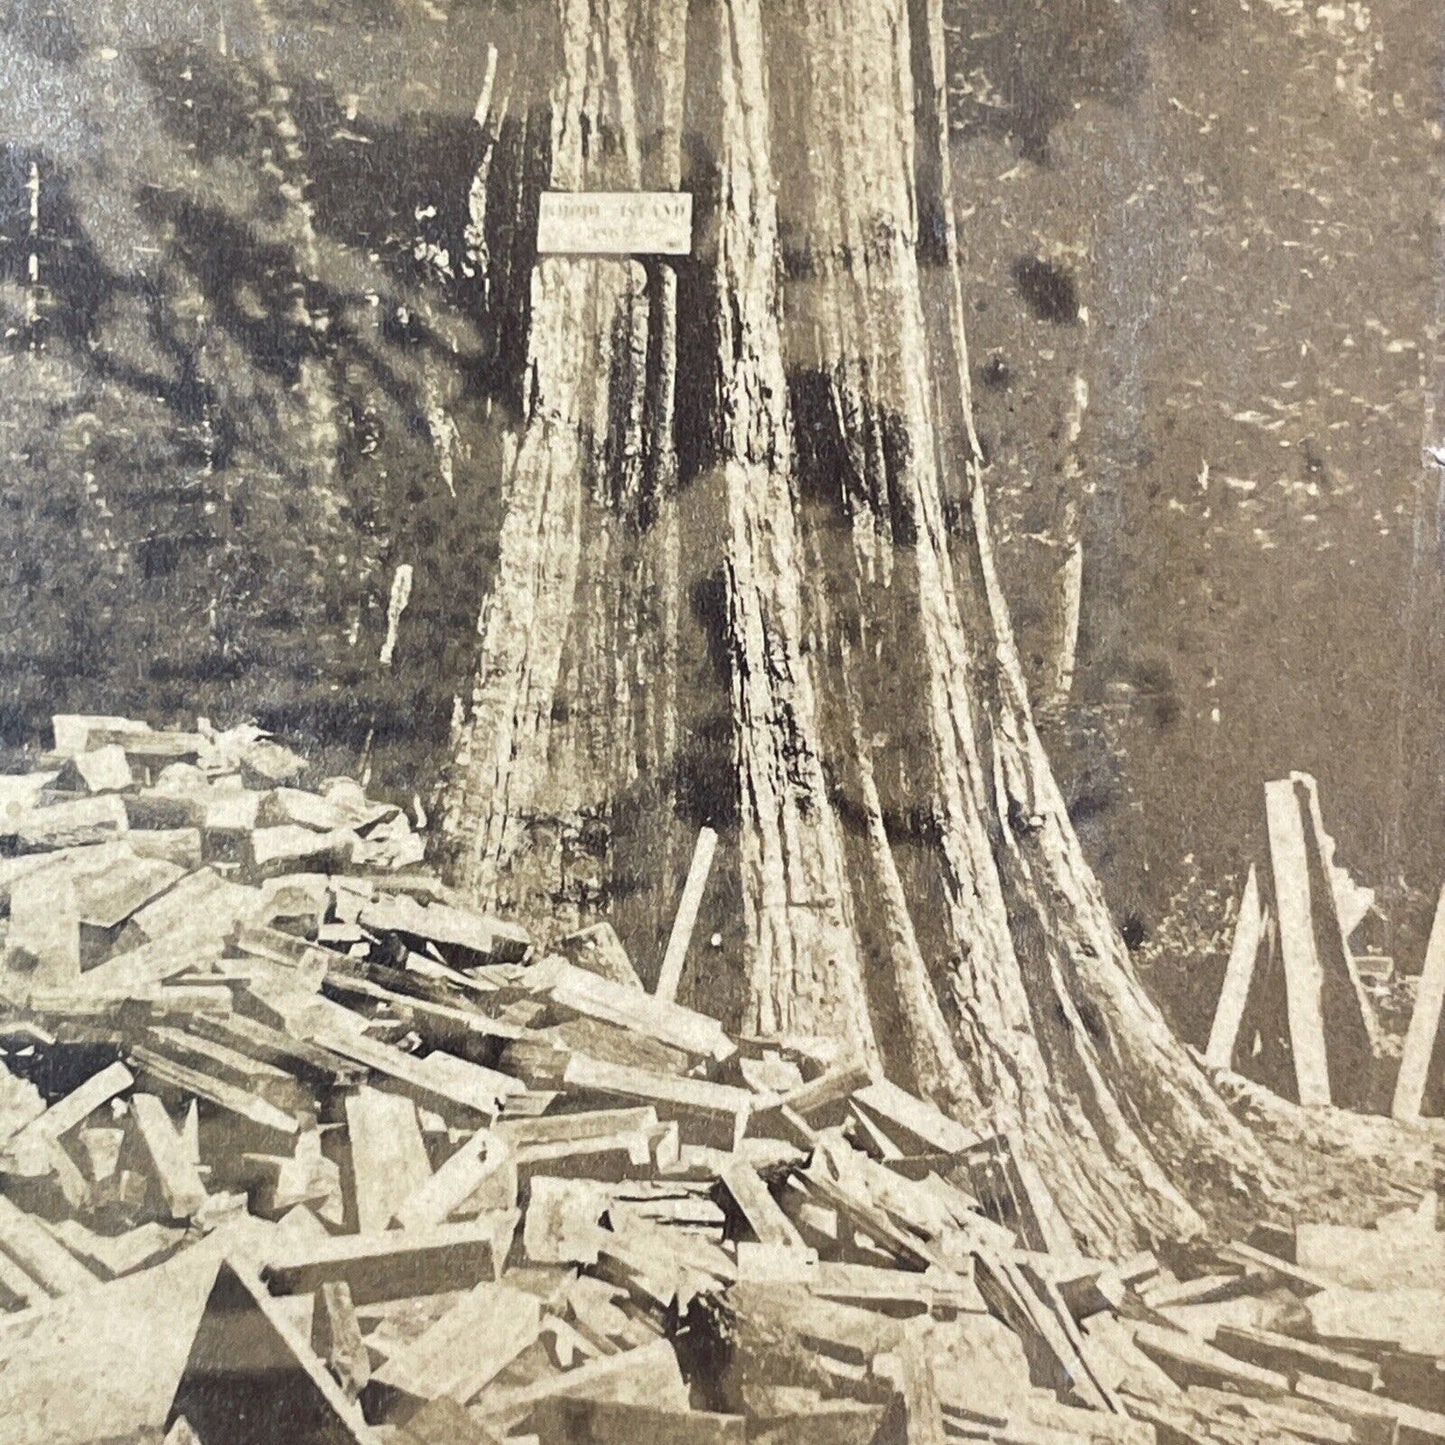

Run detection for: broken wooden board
[[392, 1130, 515, 1231], [1293, 774, 1384, 1095], [9, 794, 129, 852], [170, 1261, 375, 1444], [537, 958, 734, 1062], [307, 1027, 521, 1121], [45, 1219, 185, 1280], [654, 826, 718, 1004], [373, 1280, 544, 1405], [3, 1060, 133, 1172], [1265, 779, 1333, 1106], [357, 893, 529, 966], [1394, 878, 1445, 1122], [0, 1193, 99, 1297], [850, 1077, 979, 1157], [0, 1227, 228, 1445], [345, 1087, 433, 1234], [130, 1093, 208, 1220], [144, 1025, 311, 1112], [562, 1054, 751, 1149], [262, 1219, 506, 1304], [1293, 1373, 1445, 1445], [1210, 1323, 1381, 1392], [718, 1158, 810, 1250], [1206, 864, 1264, 1072], [54, 745, 134, 796], [128, 1044, 301, 1137], [51, 714, 152, 756]]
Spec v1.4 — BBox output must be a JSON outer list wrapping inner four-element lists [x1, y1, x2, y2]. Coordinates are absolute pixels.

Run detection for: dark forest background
[[0, 0, 1441, 1041]]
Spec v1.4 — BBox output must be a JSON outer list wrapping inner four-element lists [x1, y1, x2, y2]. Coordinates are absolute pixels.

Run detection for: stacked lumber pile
[[1206, 773, 1445, 1121], [0, 721, 1440, 1444]]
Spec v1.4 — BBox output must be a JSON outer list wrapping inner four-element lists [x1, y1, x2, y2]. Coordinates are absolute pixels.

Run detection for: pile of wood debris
[[0, 718, 1441, 1444]]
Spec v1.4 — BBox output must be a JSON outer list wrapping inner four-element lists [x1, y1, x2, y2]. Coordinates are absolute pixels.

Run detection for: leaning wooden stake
[[1392, 878, 1445, 1121], [1264, 780, 1331, 1106], [1206, 866, 1264, 1071], [654, 827, 718, 1004]]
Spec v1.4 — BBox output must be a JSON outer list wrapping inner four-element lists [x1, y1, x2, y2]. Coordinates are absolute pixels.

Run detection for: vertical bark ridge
[[691, 0, 877, 1056], [760, 0, 1225, 1249], [440, 0, 688, 941]]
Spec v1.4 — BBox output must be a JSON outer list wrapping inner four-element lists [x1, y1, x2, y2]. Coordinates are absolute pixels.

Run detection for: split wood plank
[[345, 1088, 432, 1234], [47, 1218, 184, 1279], [562, 1054, 751, 1149], [1132, 1322, 1289, 1400], [308, 1028, 521, 1120], [56, 743, 134, 795], [0, 1193, 99, 1297], [1206, 864, 1264, 1070], [128, 1045, 301, 1137], [130, 1093, 208, 1220], [263, 1219, 506, 1304], [1210, 1323, 1380, 1391], [6, 1060, 133, 1155], [1265, 778, 1331, 1106], [1215, 1240, 1335, 1294], [1293, 1373, 1445, 1444], [654, 826, 718, 1004], [373, 1280, 543, 1404], [393, 1131, 516, 1230], [1394, 878, 1445, 1121], [1293, 774, 1383, 1086], [52, 713, 152, 755], [185, 1012, 366, 1089], [10, 794, 129, 851], [145, 1026, 308, 1110], [849, 1077, 978, 1156], [718, 1158, 809, 1250], [495, 1106, 660, 1153], [541, 959, 734, 1062]]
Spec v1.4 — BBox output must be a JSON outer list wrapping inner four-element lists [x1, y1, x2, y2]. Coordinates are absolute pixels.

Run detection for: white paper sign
[[537, 191, 693, 256]]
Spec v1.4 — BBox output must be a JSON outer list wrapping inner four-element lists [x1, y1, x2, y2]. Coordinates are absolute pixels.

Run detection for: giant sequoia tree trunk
[[434, 0, 1429, 1254]]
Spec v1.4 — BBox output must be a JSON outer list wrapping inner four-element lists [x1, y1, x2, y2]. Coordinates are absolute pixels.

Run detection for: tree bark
[[440, 0, 1435, 1255]]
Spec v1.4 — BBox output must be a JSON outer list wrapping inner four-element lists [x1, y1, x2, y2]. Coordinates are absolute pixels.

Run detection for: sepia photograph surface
[[0, 0, 1442, 1440]]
